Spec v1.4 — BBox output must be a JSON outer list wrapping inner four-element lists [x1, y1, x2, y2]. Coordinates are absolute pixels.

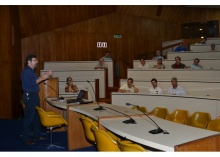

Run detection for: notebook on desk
[[66, 90, 93, 104]]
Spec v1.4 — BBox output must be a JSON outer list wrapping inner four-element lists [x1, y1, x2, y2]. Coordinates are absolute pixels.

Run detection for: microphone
[[126, 103, 168, 134], [104, 106, 136, 124], [44, 82, 64, 101], [87, 80, 105, 111]]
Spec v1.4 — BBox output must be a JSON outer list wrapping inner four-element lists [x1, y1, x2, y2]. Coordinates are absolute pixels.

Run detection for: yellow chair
[[35, 106, 67, 149], [20, 100, 25, 110], [91, 125, 121, 151], [80, 114, 98, 144], [131, 106, 147, 113], [117, 140, 147, 152], [206, 116, 220, 132], [184, 112, 211, 129], [148, 107, 168, 119], [165, 109, 189, 124]]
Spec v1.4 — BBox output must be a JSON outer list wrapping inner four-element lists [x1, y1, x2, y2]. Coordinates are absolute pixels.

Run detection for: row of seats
[[80, 115, 147, 152], [132, 106, 220, 132]]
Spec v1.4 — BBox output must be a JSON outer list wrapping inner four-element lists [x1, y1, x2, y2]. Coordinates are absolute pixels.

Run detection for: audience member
[[118, 78, 139, 93], [171, 56, 186, 69], [153, 58, 165, 69], [94, 58, 108, 69], [174, 42, 187, 52], [210, 43, 216, 51], [103, 50, 112, 61], [137, 58, 149, 69], [149, 78, 162, 94], [152, 50, 164, 60], [199, 38, 207, 44], [65, 77, 79, 93], [188, 58, 203, 69], [167, 77, 186, 96]]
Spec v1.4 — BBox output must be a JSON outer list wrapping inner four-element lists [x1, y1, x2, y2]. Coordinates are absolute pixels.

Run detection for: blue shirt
[[152, 56, 164, 61], [21, 66, 39, 92], [167, 86, 186, 96], [103, 56, 112, 61], [174, 46, 187, 52]]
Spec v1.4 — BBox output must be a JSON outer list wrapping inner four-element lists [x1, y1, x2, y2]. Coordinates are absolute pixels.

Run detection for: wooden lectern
[[39, 77, 59, 111]]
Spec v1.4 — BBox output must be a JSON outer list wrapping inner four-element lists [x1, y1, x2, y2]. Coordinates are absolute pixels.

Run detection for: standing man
[[149, 78, 163, 94], [103, 50, 112, 61], [21, 54, 52, 145], [167, 77, 186, 96], [118, 78, 139, 93]]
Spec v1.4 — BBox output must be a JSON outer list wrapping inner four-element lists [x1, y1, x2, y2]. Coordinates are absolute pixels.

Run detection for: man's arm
[[36, 70, 52, 84]]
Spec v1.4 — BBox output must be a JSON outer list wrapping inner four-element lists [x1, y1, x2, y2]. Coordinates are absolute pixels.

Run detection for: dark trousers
[[22, 92, 41, 140]]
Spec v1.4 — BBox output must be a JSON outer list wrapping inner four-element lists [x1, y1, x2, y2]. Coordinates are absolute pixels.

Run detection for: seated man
[[199, 38, 207, 44], [149, 78, 162, 94], [210, 43, 217, 51], [103, 50, 112, 61], [167, 77, 186, 96], [171, 56, 186, 69], [153, 58, 165, 69], [152, 50, 164, 60], [174, 42, 187, 52], [94, 57, 108, 69], [65, 77, 79, 93], [189, 58, 203, 69], [137, 58, 149, 69], [118, 78, 139, 93]]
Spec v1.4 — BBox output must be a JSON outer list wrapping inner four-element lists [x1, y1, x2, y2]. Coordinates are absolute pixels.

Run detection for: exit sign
[[114, 34, 122, 38]]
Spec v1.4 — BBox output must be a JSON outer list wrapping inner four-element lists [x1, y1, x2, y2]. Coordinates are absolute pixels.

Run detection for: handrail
[[134, 42, 180, 60]]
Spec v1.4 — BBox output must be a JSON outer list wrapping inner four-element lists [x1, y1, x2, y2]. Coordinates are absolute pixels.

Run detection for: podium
[[39, 78, 60, 112]]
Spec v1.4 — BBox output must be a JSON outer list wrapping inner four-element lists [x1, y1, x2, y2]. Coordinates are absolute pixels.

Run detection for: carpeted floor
[[0, 119, 96, 152]]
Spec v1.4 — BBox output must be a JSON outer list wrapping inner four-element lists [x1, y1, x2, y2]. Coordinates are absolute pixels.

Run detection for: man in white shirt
[[167, 77, 186, 96], [137, 58, 149, 69], [118, 78, 139, 93], [149, 78, 162, 94]]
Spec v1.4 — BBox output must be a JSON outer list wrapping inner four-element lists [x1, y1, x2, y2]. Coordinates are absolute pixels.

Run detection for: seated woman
[[65, 77, 79, 93], [153, 58, 165, 69]]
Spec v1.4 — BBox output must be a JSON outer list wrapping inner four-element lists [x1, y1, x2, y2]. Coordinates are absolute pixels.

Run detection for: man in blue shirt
[[102, 50, 112, 61], [21, 54, 52, 145], [174, 42, 187, 52]]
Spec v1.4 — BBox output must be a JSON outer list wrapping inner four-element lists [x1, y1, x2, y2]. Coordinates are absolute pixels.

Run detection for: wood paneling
[[18, 5, 116, 38], [22, 12, 181, 78], [0, 6, 22, 119]]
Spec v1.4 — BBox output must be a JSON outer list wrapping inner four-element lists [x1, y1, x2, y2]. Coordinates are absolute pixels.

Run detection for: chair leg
[[46, 127, 65, 150]]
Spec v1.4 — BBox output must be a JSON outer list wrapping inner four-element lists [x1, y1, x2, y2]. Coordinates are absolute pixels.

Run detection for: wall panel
[[22, 12, 181, 78]]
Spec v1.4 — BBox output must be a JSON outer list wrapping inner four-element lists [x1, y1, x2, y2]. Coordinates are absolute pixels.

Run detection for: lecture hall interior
[[1, 4, 220, 152]]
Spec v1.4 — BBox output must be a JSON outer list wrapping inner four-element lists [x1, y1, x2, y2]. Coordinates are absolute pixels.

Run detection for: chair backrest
[[131, 106, 147, 113], [165, 109, 189, 124], [20, 100, 25, 110], [184, 112, 211, 129], [80, 115, 98, 143], [206, 116, 220, 132], [91, 126, 120, 151], [149, 107, 168, 119], [35, 106, 67, 127], [118, 140, 146, 152]]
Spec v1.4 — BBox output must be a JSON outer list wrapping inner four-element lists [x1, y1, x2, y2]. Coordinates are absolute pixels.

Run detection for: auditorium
[[1, 1, 220, 153]]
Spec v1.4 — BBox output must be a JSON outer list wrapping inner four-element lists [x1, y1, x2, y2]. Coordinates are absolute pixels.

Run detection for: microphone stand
[[44, 82, 64, 100], [126, 103, 167, 134], [104, 106, 136, 124], [87, 80, 105, 111]]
